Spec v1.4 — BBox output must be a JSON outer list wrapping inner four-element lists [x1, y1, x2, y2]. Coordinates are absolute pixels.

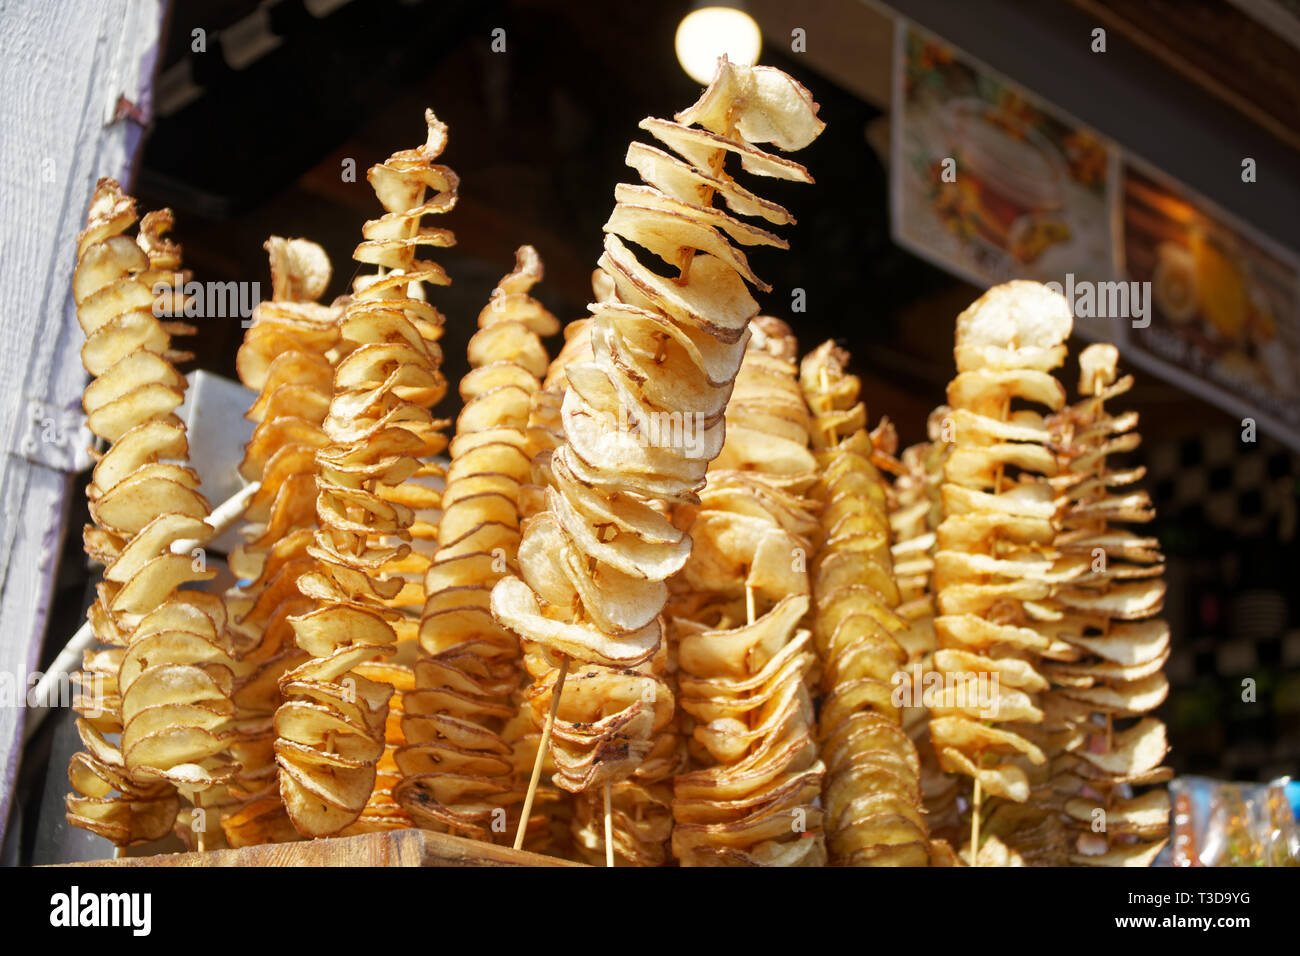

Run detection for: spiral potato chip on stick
[[394, 246, 559, 838], [344, 258, 457, 838], [517, 318, 681, 835], [342, 661, 416, 834], [670, 320, 826, 867], [503, 312, 600, 855], [67, 179, 237, 850], [799, 340, 929, 866], [565, 654, 681, 866], [275, 110, 458, 837], [491, 58, 825, 854], [1044, 344, 1171, 867], [345, 241, 459, 836], [928, 280, 1076, 865], [222, 238, 342, 847], [887, 414, 962, 853]]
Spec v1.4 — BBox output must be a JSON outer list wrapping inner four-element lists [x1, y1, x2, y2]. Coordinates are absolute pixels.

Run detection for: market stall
[[2, 0, 1297, 875]]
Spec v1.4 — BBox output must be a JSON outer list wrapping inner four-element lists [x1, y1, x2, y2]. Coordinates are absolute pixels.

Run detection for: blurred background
[[4, 0, 1298, 863]]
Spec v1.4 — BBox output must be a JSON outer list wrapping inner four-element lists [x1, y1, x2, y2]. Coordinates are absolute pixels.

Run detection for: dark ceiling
[[135, 0, 1229, 447]]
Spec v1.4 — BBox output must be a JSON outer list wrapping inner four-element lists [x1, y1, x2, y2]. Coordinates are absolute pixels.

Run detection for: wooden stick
[[603, 779, 614, 868], [743, 585, 757, 674], [171, 480, 261, 556], [114, 845, 125, 860], [970, 774, 982, 866], [674, 112, 734, 281], [513, 656, 570, 850], [23, 482, 262, 744], [818, 367, 837, 448], [194, 791, 206, 854]]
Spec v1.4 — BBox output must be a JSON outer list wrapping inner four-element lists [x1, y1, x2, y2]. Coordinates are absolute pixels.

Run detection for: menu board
[[1120, 160, 1300, 446], [891, 20, 1300, 449], [891, 22, 1121, 342]]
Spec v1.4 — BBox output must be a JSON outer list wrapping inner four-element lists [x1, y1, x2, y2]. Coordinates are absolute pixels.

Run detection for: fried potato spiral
[[929, 281, 1074, 825], [222, 237, 341, 847], [800, 340, 929, 866], [67, 179, 235, 846], [275, 111, 457, 837], [670, 323, 827, 867], [394, 246, 559, 837], [1045, 344, 1171, 867], [491, 59, 825, 800]]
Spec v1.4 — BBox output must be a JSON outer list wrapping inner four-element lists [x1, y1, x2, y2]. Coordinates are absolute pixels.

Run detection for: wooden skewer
[[194, 791, 206, 854], [171, 480, 261, 556], [970, 775, 982, 866], [114, 846, 125, 860], [818, 366, 837, 448], [674, 113, 734, 281], [23, 481, 261, 744], [513, 656, 569, 850], [744, 585, 757, 695], [604, 779, 614, 868]]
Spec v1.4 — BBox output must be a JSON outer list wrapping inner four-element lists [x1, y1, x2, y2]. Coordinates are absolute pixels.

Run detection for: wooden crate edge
[[53, 828, 583, 867]]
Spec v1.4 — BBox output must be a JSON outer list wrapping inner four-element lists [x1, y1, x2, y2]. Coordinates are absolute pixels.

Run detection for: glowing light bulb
[[674, 6, 762, 85]]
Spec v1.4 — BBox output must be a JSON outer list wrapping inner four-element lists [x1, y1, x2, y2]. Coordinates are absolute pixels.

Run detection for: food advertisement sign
[[892, 23, 1118, 340], [891, 20, 1300, 450], [1120, 161, 1300, 446]]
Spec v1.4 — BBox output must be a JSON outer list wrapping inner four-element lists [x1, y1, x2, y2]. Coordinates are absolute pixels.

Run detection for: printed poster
[[892, 23, 1119, 341], [1120, 160, 1300, 446]]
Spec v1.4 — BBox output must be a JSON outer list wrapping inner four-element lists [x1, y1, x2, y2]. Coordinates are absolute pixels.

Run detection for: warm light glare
[[674, 6, 762, 85]]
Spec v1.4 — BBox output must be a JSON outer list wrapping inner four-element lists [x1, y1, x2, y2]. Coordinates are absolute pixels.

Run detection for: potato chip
[[1059, 673, 1170, 716], [640, 115, 813, 182], [625, 140, 791, 224], [953, 280, 1072, 371], [243, 117, 464, 838], [599, 234, 757, 344], [66, 180, 251, 845], [492, 576, 659, 667], [1065, 789, 1169, 836], [1070, 838, 1167, 867]]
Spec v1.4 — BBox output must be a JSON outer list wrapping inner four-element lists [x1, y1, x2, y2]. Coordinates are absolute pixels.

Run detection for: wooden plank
[[1068, 0, 1300, 155], [60, 829, 584, 868], [0, 0, 167, 844]]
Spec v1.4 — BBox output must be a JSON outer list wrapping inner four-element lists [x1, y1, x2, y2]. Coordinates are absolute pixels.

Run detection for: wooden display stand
[[73, 829, 582, 867]]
